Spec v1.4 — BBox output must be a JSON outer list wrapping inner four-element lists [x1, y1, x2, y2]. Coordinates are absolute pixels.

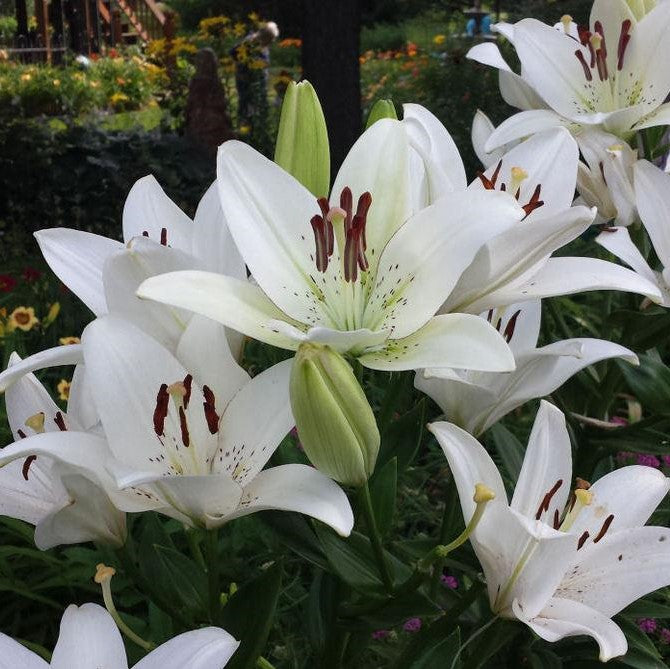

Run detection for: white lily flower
[[597, 160, 670, 305], [430, 401, 670, 662], [0, 602, 239, 668], [471, 109, 519, 170], [0, 353, 126, 550], [468, 0, 670, 150], [576, 129, 638, 226], [0, 316, 354, 534], [138, 115, 524, 373], [442, 128, 661, 313], [34, 174, 245, 354], [417, 300, 638, 436]]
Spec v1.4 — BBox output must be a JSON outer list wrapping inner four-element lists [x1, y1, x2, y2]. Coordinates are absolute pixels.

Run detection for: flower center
[[574, 20, 632, 82], [310, 187, 373, 282], [477, 161, 544, 219], [486, 307, 521, 344], [142, 227, 169, 246]]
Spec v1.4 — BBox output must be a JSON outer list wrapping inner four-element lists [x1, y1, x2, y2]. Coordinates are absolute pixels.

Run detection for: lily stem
[[359, 481, 394, 594], [430, 482, 458, 599], [205, 528, 221, 623], [256, 657, 277, 669]]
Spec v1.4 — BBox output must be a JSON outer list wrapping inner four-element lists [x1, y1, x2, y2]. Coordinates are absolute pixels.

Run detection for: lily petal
[[360, 314, 515, 372], [478, 256, 663, 308], [192, 181, 247, 279], [472, 110, 506, 169], [122, 175, 193, 250], [217, 140, 334, 324], [402, 103, 467, 200], [365, 190, 524, 337], [634, 160, 670, 266], [517, 597, 627, 662], [229, 464, 354, 537], [556, 526, 670, 617], [485, 110, 570, 152], [633, 101, 670, 131], [34, 228, 122, 315], [0, 344, 83, 393], [596, 227, 658, 285], [137, 271, 302, 351], [51, 603, 128, 669], [0, 633, 49, 668], [133, 627, 239, 669], [214, 359, 294, 484], [511, 401, 572, 524], [567, 465, 670, 540]]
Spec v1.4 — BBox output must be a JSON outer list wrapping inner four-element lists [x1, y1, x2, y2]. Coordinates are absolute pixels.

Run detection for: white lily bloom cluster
[[1, 4, 670, 657]]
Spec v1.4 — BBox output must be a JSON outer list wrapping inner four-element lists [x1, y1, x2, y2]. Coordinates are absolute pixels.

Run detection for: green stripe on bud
[[366, 99, 398, 129], [290, 343, 380, 487], [274, 80, 330, 198]]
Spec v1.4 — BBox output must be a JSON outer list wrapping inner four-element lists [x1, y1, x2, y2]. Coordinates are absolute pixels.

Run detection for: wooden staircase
[[98, 0, 169, 46]]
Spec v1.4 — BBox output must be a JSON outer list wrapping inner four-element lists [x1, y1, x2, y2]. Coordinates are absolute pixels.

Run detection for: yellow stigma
[[25, 412, 45, 433], [561, 15, 573, 33], [509, 166, 528, 193], [574, 488, 593, 506], [326, 206, 347, 223], [590, 33, 602, 50], [94, 563, 116, 584], [473, 483, 496, 503], [167, 381, 187, 398]]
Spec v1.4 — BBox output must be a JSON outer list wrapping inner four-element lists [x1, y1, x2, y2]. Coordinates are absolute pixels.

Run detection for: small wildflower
[[57, 379, 71, 401], [660, 628, 670, 644], [441, 574, 458, 589], [638, 618, 657, 634], [662, 455, 670, 468], [0, 274, 16, 292], [636, 454, 661, 468], [43, 302, 61, 327], [403, 618, 422, 633], [7, 307, 39, 332], [371, 630, 390, 640], [59, 336, 81, 345], [239, 124, 251, 135], [433, 34, 446, 45], [22, 267, 42, 282]]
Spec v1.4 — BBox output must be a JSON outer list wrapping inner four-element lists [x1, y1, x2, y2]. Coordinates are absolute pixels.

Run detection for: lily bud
[[290, 343, 380, 487], [274, 80, 330, 198], [366, 99, 398, 129]]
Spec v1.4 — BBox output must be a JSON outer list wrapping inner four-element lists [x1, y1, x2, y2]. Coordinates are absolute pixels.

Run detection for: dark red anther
[[593, 514, 615, 543], [486, 309, 494, 323], [317, 197, 335, 255], [311, 215, 329, 273], [340, 187, 353, 233], [522, 184, 544, 218], [356, 191, 372, 253], [503, 310, 522, 344], [178, 406, 190, 447], [617, 19, 632, 70], [495, 318, 502, 332], [577, 530, 590, 550], [22, 455, 37, 481], [142, 230, 149, 237], [575, 49, 593, 81], [54, 411, 67, 432], [202, 385, 220, 434], [535, 479, 563, 520], [183, 374, 193, 410], [477, 160, 503, 190], [553, 508, 561, 529], [343, 221, 362, 282], [17, 429, 27, 439], [160, 227, 168, 246], [153, 383, 169, 437]]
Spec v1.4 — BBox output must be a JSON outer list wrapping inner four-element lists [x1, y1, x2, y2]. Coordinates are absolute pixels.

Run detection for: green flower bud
[[366, 99, 398, 129], [274, 80, 330, 198], [290, 343, 380, 487]]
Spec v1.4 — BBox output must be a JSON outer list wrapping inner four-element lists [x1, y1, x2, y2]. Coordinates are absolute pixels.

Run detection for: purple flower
[[441, 574, 458, 589], [636, 454, 661, 468], [660, 628, 670, 644], [662, 455, 670, 468], [403, 618, 422, 633], [638, 618, 657, 634], [616, 451, 635, 464], [371, 629, 390, 640]]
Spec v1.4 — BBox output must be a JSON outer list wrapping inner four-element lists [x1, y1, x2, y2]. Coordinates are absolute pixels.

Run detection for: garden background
[[2, 1, 670, 667]]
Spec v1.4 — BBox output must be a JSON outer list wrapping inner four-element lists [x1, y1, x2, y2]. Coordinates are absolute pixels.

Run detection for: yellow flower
[[20, 73, 32, 82], [7, 306, 39, 332], [239, 124, 251, 135], [90, 80, 100, 88], [248, 58, 267, 70], [52, 78, 61, 86], [43, 302, 61, 326], [433, 34, 446, 45], [57, 379, 71, 401], [59, 336, 81, 345], [110, 92, 130, 105]]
